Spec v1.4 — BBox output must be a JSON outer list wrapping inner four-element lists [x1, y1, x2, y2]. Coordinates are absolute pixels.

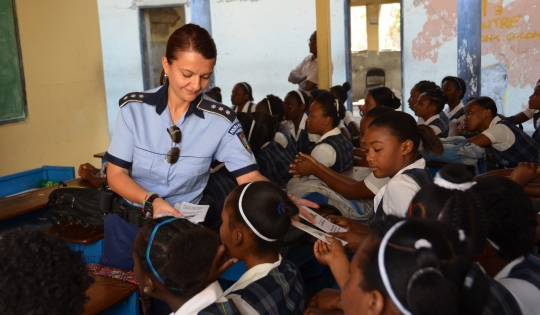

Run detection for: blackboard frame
[[0, 0, 27, 126]]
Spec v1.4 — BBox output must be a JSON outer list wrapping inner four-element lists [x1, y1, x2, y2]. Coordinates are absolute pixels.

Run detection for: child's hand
[[510, 162, 540, 187], [328, 230, 367, 252], [308, 288, 343, 311], [204, 245, 237, 285], [313, 237, 346, 267], [290, 153, 318, 178], [288, 194, 318, 224], [326, 215, 369, 233]]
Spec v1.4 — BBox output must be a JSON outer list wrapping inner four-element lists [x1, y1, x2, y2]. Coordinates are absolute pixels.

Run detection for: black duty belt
[[112, 198, 146, 227]]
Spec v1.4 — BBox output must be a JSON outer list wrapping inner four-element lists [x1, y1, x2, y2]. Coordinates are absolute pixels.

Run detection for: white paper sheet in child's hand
[[299, 206, 347, 233], [173, 202, 209, 223], [291, 221, 348, 246]]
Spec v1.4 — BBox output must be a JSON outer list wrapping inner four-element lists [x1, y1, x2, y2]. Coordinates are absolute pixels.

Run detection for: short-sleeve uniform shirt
[[105, 85, 257, 206]]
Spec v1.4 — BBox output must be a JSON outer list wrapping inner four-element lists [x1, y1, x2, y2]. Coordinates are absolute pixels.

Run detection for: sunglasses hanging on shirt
[[166, 126, 182, 164]]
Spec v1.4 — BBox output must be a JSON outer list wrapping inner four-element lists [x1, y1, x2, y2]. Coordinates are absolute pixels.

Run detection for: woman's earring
[[163, 73, 169, 85]]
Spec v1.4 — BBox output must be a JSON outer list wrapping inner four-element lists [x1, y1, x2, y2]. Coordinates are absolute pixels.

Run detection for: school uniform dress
[[484, 274, 523, 315], [283, 114, 321, 154], [233, 101, 256, 113], [482, 116, 540, 168], [100, 84, 257, 270], [256, 141, 294, 189], [275, 123, 298, 159], [373, 158, 432, 221], [309, 127, 354, 173], [200, 257, 306, 315], [444, 101, 465, 121], [420, 114, 449, 137], [171, 281, 228, 315], [494, 254, 540, 315]]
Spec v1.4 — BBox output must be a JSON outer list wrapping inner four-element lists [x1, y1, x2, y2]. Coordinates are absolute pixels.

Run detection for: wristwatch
[[143, 193, 162, 218]]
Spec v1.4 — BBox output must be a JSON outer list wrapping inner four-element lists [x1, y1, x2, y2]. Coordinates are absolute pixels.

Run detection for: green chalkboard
[[0, 0, 26, 125]]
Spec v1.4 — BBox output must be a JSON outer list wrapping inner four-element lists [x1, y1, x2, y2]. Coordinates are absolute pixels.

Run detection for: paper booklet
[[299, 206, 347, 233], [291, 221, 348, 246], [171, 202, 210, 223]]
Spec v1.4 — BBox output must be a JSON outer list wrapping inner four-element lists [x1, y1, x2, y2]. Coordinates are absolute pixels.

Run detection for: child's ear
[[144, 276, 156, 295], [233, 229, 244, 247], [367, 289, 385, 315], [401, 139, 414, 156]]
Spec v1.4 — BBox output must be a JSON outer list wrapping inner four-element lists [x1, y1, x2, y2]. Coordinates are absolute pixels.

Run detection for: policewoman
[[101, 24, 267, 270]]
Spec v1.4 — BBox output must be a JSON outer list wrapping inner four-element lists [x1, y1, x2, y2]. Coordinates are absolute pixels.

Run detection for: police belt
[[112, 198, 146, 227]]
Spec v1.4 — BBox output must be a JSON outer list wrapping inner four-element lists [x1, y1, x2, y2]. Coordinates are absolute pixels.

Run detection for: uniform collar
[[317, 127, 341, 143], [223, 256, 282, 296], [150, 84, 205, 119], [424, 114, 440, 125]]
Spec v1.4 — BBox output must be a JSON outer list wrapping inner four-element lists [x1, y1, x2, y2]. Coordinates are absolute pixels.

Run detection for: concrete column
[[343, 0, 353, 109], [316, 0, 332, 90], [457, 0, 482, 99]]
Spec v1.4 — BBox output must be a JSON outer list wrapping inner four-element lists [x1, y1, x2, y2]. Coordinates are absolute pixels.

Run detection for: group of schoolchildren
[[4, 78, 540, 315]]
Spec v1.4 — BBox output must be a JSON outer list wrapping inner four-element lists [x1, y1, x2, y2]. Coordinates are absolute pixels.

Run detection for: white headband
[[487, 238, 500, 251], [434, 173, 476, 191], [334, 99, 340, 111], [267, 99, 273, 116], [247, 120, 255, 142], [294, 90, 305, 104], [238, 183, 277, 242], [378, 221, 412, 315]]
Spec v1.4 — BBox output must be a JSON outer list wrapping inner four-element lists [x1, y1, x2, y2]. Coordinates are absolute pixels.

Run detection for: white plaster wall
[[97, 0, 190, 136]]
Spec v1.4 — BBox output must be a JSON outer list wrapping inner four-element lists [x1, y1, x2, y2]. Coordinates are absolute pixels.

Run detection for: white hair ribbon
[[458, 229, 466, 242], [434, 173, 476, 191], [247, 120, 255, 142], [334, 99, 340, 111], [294, 90, 305, 104], [414, 239, 432, 250], [267, 99, 273, 116], [378, 221, 412, 315], [238, 183, 277, 242]]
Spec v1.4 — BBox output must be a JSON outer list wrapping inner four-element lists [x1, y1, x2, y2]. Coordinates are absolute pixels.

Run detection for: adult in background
[[288, 31, 319, 92]]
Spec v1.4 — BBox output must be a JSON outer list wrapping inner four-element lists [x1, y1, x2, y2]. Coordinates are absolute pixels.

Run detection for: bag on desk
[[46, 183, 109, 228]]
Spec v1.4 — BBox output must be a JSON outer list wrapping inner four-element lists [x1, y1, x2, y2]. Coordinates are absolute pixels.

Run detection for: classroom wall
[[0, 0, 110, 177]]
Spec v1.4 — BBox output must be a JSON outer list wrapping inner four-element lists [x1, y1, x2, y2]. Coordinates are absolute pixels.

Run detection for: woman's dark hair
[[237, 112, 265, 157], [134, 217, 220, 298], [469, 177, 538, 260], [368, 111, 443, 155], [422, 89, 448, 113], [414, 80, 440, 94], [205, 87, 222, 103], [368, 87, 401, 109], [165, 23, 217, 62], [314, 91, 346, 128], [361, 218, 489, 315], [251, 111, 276, 144], [364, 106, 395, 118], [330, 82, 351, 102], [236, 82, 254, 101], [442, 76, 467, 99], [0, 229, 94, 314], [466, 96, 498, 116], [225, 181, 299, 257], [286, 90, 309, 107]]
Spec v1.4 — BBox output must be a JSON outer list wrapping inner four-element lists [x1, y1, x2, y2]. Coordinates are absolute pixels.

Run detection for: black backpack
[[46, 181, 114, 228]]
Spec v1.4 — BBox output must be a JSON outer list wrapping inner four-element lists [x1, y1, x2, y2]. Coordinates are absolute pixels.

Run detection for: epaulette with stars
[[119, 92, 149, 108], [196, 99, 236, 123]]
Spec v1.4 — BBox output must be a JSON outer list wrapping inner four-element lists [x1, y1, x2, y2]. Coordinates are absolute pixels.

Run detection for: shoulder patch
[[197, 99, 236, 123], [118, 92, 151, 108]]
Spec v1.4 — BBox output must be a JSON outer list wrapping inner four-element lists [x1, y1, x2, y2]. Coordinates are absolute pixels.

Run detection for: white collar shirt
[[482, 116, 516, 151], [421, 114, 442, 136], [495, 256, 540, 315], [445, 101, 464, 120], [310, 127, 341, 167], [171, 281, 227, 315], [283, 114, 320, 142]]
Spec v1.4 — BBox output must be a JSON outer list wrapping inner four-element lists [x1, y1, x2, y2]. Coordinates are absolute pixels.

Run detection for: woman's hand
[[205, 245, 238, 285], [510, 162, 540, 187], [290, 153, 319, 178], [152, 198, 183, 218], [308, 288, 342, 311]]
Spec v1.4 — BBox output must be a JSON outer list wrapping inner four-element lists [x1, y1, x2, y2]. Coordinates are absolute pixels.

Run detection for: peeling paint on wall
[[481, 62, 508, 113]]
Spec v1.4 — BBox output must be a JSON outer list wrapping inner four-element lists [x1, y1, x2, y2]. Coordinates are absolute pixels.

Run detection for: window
[[378, 3, 401, 51], [141, 7, 185, 90], [350, 6, 367, 52]]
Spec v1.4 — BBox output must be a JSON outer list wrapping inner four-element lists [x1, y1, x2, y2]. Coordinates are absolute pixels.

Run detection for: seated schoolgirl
[[230, 82, 255, 113], [413, 89, 450, 137], [331, 82, 360, 138], [501, 79, 540, 128], [202, 182, 306, 314], [359, 86, 401, 117], [283, 91, 321, 154], [365, 111, 443, 220], [449, 96, 540, 168], [250, 111, 294, 189], [132, 217, 230, 314], [407, 80, 439, 112], [441, 76, 467, 121], [255, 94, 298, 157], [470, 177, 540, 315], [288, 107, 394, 221], [306, 91, 355, 173]]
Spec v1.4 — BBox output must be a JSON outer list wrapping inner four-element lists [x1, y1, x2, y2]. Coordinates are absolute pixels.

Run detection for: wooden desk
[[84, 275, 139, 315], [0, 178, 92, 221], [45, 222, 104, 244]]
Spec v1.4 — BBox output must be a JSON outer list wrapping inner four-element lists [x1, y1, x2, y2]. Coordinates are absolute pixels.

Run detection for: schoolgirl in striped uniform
[[441, 76, 467, 121], [230, 82, 255, 113], [413, 89, 450, 137], [283, 90, 321, 154], [449, 96, 540, 168]]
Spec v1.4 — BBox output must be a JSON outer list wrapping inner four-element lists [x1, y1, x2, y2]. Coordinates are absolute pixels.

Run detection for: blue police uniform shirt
[[105, 84, 258, 206]]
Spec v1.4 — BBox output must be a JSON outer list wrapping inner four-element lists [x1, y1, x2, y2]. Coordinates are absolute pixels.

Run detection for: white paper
[[300, 206, 347, 233], [173, 202, 210, 223], [291, 221, 348, 246]]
